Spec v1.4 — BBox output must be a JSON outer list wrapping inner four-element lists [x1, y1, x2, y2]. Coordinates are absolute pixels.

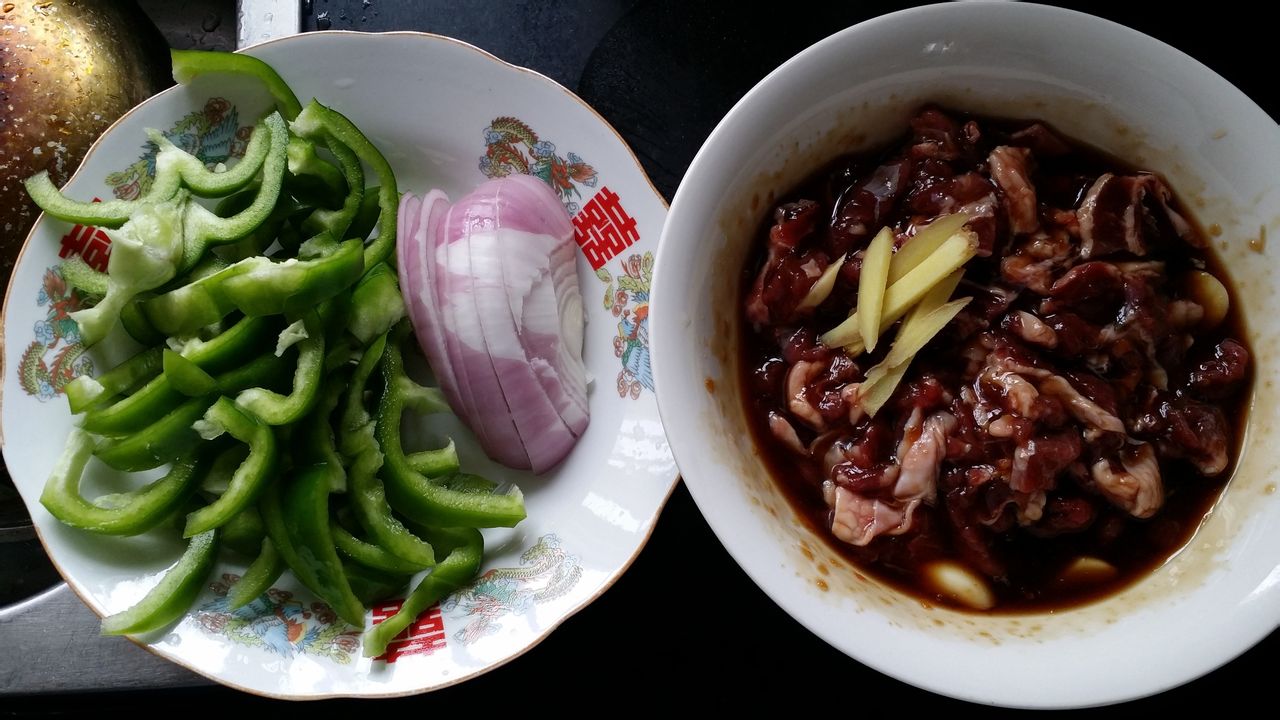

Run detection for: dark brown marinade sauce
[[739, 107, 1253, 612]]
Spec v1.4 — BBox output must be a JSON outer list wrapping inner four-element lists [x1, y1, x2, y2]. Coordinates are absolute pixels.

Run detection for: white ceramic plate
[[652, 2, 1280, 709], [1, 31, 674, 698]]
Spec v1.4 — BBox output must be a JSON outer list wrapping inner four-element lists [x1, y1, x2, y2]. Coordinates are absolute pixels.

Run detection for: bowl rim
[[652, 1, 1278, 708], [1, 28, 675, 700]]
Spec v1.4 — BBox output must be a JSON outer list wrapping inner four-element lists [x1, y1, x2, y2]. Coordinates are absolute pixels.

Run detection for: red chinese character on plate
[[56, 198, 113, 273], [370, 601, 448, 663], [572, 186, 639, 271]]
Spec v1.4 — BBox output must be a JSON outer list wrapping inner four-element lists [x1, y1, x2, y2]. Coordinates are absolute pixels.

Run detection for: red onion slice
[[398, 176, 590, 473]]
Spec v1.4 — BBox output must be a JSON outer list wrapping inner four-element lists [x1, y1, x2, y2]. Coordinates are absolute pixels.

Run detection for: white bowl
[[651, 3, 1280, 708], [2, 31, 675, 698]]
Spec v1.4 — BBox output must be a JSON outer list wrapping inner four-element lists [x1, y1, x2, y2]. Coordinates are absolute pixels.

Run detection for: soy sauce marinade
[[739, 108, 1253, 611]]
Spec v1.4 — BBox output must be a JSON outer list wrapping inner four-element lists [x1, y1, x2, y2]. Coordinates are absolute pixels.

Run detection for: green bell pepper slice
[[272, 466, 366, 627], [65, 346, 163, 414], [147, 125, 271, 199], [363, 527, 482, 658], [100, 529, 219, 636], [338, 332, 387, 458], [59, 255, 108, 298], [143, 237, 364, 336], [290, 100, 398, 268], [286, 136, 347, 209], [331, 521, 430, 576], [343, 562, 410, 607], [376, 322, 524, 528], [346, 186, 382, 243], [94, 394, 215, 472], [220, 505, 267, 558], [69, 197, 188, 347], [178, 112, 289, 271], [299, 136, 363, 240], [39, 429, 205, 536], [294, 368, 348, 492], [163, 349, 216, 397], [24, 112, 273, 230], [347, 447, 436, 567], [235, 313, 324, 426], [228, 537, 285, 610], [348, 262, 405, 346], [82, 351, 290, 436], [171, 49, 303, 121], [183, 398, 278, 536]]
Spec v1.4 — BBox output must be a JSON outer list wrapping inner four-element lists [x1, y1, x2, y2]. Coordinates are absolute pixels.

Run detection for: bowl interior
[[653, 2, 1280, 707]]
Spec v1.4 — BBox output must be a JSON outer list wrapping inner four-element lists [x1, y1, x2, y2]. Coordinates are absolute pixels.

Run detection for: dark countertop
[[11, 0, 1277, 711]]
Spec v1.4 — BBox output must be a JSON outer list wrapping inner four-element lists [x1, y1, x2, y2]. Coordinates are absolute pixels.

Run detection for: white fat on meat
[[1038, 375, 1125, 433], [1090, 443, 1163, 518], [826, 409, 957, 546], [767, 411, 806, 455], [988, 146, 1039, 235], [1011, 311, 1058, 348], [786, 360, 826, 430], [840, 383, 866, 426], [1078, 173, 1144, 258], [980, 366, 1040, 417], [987, 414, 1017, 438]]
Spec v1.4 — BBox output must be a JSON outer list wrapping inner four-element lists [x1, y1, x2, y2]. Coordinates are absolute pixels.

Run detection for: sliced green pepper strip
[[163, 349, 216, 397], [65, 347, 163, 414], [348, 447, 436, 566], [295, 368, 348, 492], [343, 561, 409, 607], [346, 186, 382, 243], [364, 527, 482, 658], [183, 398, 278, 536], [82, 351, 290, 436], [241, 203, 312, 265], [94, 394, 215, 472], [279, 465, 366, 627], [100, 529, 219, 636], [24, 112, 272, 229], [291, 101, 398, 268], [235, 312, 323, 425], [171, 49, 303, 120], [60, 255, 108, 298], [147, 122, 271, 198], [70, 197, 188, 347], [25, 151, 187, 229], [221, 505, 267, 558], [348, 263, 405, 345], [179, 113, 289, 271], [287, 136, 347, 210], [39, 429, 204, 536], [331, 521, 430, 575], [438, 472, 499, 495], [144, 237, 364, 336], [228, 538, 285, 610], [406, 441, 461, 477], [301, 135, 363, 240], [338, 332, 387, 458], [199, 443, 248, 495], [376, 323, 525, 528], [120, 297, 165, 346], [173, 315, 281, 375]]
